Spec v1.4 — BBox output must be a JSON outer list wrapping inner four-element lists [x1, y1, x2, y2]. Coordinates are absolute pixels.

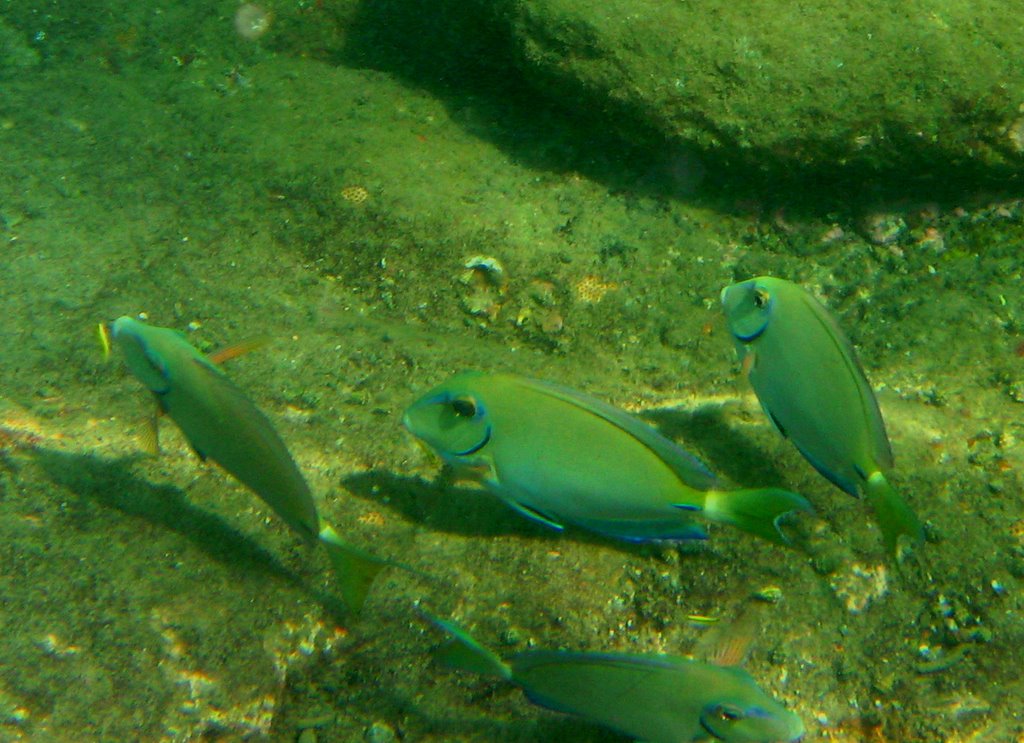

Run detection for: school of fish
[[103, 276, 923, 742]]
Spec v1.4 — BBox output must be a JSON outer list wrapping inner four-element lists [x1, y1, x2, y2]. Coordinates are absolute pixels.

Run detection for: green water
[[1, 1, 1022, 741]]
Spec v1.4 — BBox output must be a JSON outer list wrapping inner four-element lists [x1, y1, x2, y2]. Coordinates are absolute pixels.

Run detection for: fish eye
[[713, 704, 745, 722], [450, 396, 478, 418], [753, 288, 770, 309], [700, 702, 753, 739]]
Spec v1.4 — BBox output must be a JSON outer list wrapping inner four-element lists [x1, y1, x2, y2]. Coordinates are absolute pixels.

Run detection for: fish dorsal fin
[[207, 336, 272, 365], [512, 376, 718, 492], [796, 290, 894, 470], [139, 404, 163, 455], [694, 606, 760, 668]]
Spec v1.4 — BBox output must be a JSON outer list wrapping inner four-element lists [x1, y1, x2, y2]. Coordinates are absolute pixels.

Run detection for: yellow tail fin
[[703, 488, 812, 547], [864, 471, 923, 561], [318, 523, 389, 613]]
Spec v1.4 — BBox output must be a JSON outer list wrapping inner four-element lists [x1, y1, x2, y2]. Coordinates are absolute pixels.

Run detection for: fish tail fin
[[318, 523, 389, 613], [703, 488, 812, 547], [864, 471, 923, 561], [421, 611, 513, 681], [97, 322, 113, 361]]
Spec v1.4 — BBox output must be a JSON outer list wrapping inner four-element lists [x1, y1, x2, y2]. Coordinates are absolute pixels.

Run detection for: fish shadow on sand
[[32, 447, 350, 618], [341, 470, 662, 556], [306, 663, 617, 743], [303, 625, 620, 742], [640, 403, 792, 490]]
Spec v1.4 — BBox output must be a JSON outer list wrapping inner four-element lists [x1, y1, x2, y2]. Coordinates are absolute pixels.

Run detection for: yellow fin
[[695, 605, 760, 668], [137, 410, 161, 455], [97, 322, 112, 361], [318, 522, 389, 613]]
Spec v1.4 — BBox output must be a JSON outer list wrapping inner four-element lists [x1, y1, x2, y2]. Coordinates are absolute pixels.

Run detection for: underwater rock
[[500, 0, 1024, 177]]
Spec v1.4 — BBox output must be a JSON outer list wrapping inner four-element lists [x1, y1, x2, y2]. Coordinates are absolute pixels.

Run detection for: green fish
[[108, 315, 387, 611], [403, 371, 810, 547], [425, 612, 805, 743], [720, 277, 924, 558]]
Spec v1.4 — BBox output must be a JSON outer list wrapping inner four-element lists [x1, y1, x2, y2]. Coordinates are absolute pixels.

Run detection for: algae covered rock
[[501, 0, 1024, 176]]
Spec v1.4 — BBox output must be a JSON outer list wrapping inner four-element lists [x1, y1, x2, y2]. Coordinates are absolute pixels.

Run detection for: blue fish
[[404, 371, 811, 547], [108, 316, 388, 610], [721, 277, 923, 558], [425, 612, 805, 743]]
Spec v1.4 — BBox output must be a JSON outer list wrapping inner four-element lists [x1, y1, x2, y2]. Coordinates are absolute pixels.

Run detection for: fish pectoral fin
[[672, 502, 702, 512], [450, 460, 494, 485], [503, 499, 565, 532]]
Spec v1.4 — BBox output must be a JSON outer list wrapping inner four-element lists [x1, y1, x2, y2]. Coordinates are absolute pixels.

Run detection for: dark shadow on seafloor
[[32, 447, 351, 620], [640, 404, 792, 490], [278, 672, 627, 742], [278, 645, 628, 743], [332, 0, 1024, 219], [341, 468, 696, 558]]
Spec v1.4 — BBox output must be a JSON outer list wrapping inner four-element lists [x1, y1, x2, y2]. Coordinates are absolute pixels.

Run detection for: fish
[[107, 315, 388, 611], [720, 276, 924, 559], [403, 371, 811, 547], [424, 612, 805, 743]]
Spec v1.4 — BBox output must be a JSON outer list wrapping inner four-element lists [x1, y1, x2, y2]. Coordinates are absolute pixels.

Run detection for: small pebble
[[365, 721, 397, 743], [752, 585, 783, 603]]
